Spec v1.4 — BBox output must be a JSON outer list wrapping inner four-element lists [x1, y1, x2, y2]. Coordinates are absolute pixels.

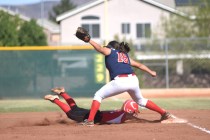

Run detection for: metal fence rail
[[135, 37, 210, 88]]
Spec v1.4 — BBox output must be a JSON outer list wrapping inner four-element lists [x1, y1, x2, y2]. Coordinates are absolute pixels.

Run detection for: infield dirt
[[0, 89, 210, 140], [0, 110, 210, 140]]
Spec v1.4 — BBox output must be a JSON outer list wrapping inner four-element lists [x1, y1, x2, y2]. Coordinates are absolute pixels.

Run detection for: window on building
[[122, 23, 130, 34], [82, 24, 100, 38], [81, 15, 100, 38], [136, 23, 151, 38]]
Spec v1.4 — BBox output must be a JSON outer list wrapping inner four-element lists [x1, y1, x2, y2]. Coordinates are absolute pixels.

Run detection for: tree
[[193, 1, 210, 37], [161, 14, 195, 38], [161, 0, 210, 38], [49, 0, 76, 22], [0, 11, 20, 46], [18, 19, 47, 46], [0, 10, 47, 46]]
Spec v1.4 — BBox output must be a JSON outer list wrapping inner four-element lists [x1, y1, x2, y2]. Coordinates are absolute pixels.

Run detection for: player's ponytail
[[119, 42, 130, 53]]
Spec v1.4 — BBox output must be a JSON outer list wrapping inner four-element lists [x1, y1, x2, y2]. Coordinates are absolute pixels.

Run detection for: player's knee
[[136, 98, 148, 107], [93, 92, 103, 103]]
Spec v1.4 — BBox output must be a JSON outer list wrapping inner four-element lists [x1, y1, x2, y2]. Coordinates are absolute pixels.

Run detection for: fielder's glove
[[75, 27, 91, 43]]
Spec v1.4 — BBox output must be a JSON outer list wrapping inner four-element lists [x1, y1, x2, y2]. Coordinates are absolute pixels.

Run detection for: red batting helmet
[[122, 99, 139, 114]]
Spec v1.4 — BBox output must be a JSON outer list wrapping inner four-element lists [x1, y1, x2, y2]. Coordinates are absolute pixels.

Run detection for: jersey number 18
[[117, 52, 128, 64]]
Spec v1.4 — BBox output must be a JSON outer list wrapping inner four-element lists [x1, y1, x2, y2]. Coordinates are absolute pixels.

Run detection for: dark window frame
[[136, 23, 151, 38], [82, 24, 100, 38], [81, 16, 100, 20], [121, 23, 130, 34]]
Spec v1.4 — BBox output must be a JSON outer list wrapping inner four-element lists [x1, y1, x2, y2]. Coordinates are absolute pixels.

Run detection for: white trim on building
[[57, 0, 195, 22], [56, 0, 196, 45]]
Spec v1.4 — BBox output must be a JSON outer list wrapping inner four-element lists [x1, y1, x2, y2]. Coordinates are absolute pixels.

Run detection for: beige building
[[56, 0, 194, 46], [37, 19, 60, 46]]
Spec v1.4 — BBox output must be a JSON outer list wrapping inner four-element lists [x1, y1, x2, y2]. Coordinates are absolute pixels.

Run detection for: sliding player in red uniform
[[44, 87, 142, 126]]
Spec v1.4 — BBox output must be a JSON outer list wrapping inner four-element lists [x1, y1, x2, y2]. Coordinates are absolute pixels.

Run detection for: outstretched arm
[[75, 27, 111, 56], [130, 58, 157, 77], [89, 40, 111, 56]]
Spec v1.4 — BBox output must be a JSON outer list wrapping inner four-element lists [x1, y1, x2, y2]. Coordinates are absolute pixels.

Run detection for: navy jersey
[[105, 48, 134, 80]]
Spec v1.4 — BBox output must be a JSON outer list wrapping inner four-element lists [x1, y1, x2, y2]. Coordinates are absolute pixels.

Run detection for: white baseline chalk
[[187, 122, 210, 135]]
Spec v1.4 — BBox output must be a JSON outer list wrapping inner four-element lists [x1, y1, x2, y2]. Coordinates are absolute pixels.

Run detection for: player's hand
[[151, 71, 157, 77]]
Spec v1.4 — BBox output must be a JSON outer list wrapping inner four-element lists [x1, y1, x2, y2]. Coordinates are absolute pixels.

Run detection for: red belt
[[117, 73, 135, 77]]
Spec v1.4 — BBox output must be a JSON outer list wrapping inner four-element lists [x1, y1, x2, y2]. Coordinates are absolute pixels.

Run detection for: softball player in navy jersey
[[44, 87, 141, 125], [81, 39, 175, 126]]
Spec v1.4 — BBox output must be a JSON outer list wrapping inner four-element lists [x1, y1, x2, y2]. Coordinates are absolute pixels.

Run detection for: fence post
[[165, 39, 169, 88]]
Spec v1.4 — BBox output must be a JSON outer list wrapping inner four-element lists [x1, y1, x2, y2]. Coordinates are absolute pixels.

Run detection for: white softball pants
[[93, 75, 148, 107]]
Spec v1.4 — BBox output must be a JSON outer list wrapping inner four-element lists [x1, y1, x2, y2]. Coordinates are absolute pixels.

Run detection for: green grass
[[151, 98, 210, 110], [0, 97, 210, 113]]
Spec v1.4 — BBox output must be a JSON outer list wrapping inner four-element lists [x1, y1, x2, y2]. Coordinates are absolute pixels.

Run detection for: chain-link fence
[[0, 37, 209, 99], [0, 49, 106, 99], [135, 37, 210, 89]]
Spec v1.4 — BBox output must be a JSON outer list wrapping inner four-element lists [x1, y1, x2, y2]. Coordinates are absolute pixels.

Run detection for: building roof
[[152, 0, 175, 8], [175, 0, 201, 7], [0, 6, 30, 21], [56, 0, 195, 22], [56, 0, 104, 22], [0, 6, 60, 33], [37, 19, 60, 33]]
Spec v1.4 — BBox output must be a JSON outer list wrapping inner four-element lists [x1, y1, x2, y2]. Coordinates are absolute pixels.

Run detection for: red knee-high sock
[[54, 99, 71, 113], [145, 100, 166, 115], [88, 100, 100, 121], [60, 92, 76, 107]]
